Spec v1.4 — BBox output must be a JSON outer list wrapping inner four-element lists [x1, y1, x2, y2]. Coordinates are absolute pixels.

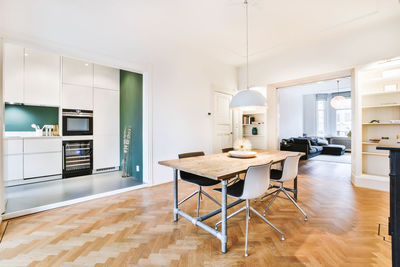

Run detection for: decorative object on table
[[53, 124, 59, 136], [330, 80, 347, 109], [228, 150, 257, 158], [229, 0, 266, 111], [121, 126, 132, 178], [249, 117, 255, 124], [370, 119, 380, 124], [369, 138, 381, 143], [31, 124, 43, 136], [233, 138, 252, 151], [251, 127, 258, 135]]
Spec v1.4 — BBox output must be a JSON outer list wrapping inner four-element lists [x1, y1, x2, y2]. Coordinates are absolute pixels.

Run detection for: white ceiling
[[0, 0, 399, 66]]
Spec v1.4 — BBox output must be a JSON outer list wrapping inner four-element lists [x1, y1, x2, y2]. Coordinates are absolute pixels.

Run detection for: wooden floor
[[0, 160, 391, 266]]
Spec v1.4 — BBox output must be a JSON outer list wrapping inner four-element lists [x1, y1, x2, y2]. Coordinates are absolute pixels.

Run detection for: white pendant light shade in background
[[230, 89, 267, 110], [330, 95, 346, 109]]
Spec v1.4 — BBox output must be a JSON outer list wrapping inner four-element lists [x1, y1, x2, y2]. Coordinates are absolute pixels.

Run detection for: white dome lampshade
[[330, 95, 346, 109], [230, 90, 267, 110]]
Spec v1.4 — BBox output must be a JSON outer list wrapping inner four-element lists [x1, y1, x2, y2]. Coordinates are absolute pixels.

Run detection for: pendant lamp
[[230, 0, 267, 110], [330, 80, 346, 109]]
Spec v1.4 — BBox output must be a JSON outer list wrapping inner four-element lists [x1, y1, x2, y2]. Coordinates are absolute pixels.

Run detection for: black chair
[[178, 152, 221, 217], [222, 147, 234, 153]]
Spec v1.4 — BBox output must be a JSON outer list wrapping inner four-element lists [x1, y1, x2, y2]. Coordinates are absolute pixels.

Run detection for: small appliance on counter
[[63, 140, 93, 178], [62, 109, 93, 136]]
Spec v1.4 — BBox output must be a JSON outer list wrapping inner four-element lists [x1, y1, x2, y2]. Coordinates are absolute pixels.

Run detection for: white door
[[213, 92, 233, 153]]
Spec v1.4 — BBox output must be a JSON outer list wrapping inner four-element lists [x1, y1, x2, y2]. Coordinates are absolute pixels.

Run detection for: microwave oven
[[62, 109, 93, 136]]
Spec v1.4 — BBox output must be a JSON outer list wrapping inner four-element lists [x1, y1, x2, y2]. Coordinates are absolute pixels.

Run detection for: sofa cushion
[[317, 138, 329, 146], [322, 144, 346, 155], [312, 146, 323, 152], [310, 138, 318, 146], [309, 147, 317, 154], [293, 138, 312, 148]]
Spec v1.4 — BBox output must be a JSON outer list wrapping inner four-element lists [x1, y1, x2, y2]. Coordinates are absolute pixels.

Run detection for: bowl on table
[[228, 150, 257, 158]]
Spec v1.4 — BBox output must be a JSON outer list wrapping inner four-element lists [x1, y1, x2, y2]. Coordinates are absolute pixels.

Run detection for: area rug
[[309, 153, 351, 164]]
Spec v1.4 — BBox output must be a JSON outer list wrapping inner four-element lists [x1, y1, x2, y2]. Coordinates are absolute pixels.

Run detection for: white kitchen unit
[[4, 138, 23, 181], [3, 43, 24, 103], [62, 57, 93, 87], [23, 137, 62, 179], [94, 64, 120, 91], [62, 84, 93, 110], [93, 88, 120, 170], [24, 48, 60, 106]]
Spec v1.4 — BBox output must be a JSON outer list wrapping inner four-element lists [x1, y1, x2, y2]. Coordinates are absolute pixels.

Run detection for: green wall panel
[[120, 70, 143, 182], [5, 104, 59, 131]]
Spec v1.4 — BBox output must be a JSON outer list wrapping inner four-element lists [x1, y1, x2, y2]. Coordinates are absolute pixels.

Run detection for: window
[[335, 98, 351, 137], [316, 100, 325, 136]]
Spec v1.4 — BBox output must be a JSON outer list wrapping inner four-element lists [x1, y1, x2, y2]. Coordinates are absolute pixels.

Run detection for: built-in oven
[[62, 109, 93, 136], [63, 140, 93, 178]]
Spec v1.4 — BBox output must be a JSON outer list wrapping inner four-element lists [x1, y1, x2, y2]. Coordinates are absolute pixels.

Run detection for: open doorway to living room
[[278, 77, 351, 165]]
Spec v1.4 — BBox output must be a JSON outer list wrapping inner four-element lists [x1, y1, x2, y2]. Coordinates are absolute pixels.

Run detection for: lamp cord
[[245, 0, 249, 90]]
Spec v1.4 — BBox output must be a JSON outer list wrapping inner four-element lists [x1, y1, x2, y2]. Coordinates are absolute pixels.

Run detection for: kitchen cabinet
[[94, 64, 119, 91], [4, 155, 23, 181], [62, 84, 93, 110], [24, 152, 62, 179], [3, 138, 24, 181], [23, 138, 62, 179], [62, 57, 93, 87], [3, 43, 24, 103], [24, 48, 60, 106], [93, 88, 120, 169]]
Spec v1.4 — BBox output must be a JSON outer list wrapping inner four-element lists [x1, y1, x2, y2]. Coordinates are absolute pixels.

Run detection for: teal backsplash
[[5, 104, 59, 131], [120, 70, 143, 182]]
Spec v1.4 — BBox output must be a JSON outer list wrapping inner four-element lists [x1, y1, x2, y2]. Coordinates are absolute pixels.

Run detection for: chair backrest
[[280, 154, 302, 182], [221, 147, 234, 153], [178, 151, 205, 159], [240, 161, 273, 200]]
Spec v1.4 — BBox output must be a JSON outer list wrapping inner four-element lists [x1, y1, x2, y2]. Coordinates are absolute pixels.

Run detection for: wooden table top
[[158, 150, 303, 180]]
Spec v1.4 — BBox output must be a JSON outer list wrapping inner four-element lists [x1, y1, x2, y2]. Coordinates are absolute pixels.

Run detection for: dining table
[[158, 149, 303, 253]]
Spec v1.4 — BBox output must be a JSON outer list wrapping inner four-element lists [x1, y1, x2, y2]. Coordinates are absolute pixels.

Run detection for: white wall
[[303, 94, 316, 136], [152, 50, 237, 185], [278, 89, 303, 139], [238, 15, 400, 87]]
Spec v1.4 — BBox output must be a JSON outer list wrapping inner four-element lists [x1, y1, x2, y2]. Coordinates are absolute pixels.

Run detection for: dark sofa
[[280, 137, 345, 159]]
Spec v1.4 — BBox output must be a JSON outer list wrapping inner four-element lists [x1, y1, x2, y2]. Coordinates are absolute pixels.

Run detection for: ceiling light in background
[[230, 0, 266, 111], [330, 80, 346, 109]]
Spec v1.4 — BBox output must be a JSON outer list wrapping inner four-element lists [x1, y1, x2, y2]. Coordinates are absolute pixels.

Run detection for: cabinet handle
[[62, 146, 65, 170]]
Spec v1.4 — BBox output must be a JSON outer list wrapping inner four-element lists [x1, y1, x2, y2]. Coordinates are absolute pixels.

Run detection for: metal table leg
[[221, 180, 228, 253], [294, 176, 298, 201], [173, 168, 178, 222]]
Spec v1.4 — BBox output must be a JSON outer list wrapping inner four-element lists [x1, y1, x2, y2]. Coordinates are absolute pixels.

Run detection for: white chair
[[214, 161, 284, 257], [262, 154, 308, 221]]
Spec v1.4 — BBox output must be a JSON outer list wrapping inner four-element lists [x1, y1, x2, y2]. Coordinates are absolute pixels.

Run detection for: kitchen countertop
[[4, 132, 62, 139]]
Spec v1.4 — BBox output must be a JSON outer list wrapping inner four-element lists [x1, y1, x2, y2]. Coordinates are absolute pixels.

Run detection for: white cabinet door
[[24, 48, 60, 106], [24, 138, 62, 154], [93, 134, 120, 170], [94, 88, 119, 135], [94, 64, 119, 91], [4, 139, 23, 155], [4, 155, 23, 181], [62, 57, 93, 87], [62, 84, 93, 110], [24, 152, 62, 178], [93, 88, 120, 169], [3, 43, 24, 103]]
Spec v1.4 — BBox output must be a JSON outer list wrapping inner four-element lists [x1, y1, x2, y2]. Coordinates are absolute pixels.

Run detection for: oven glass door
[[63, 116, 93, 136]]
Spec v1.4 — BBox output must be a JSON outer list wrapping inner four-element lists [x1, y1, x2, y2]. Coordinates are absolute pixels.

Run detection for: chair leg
[[282, 189, 308, 221], [215, 206, 246, 229], [245, 199, 250, 257], [201, 189, 221, 206], [178, 190, 199, 206], [263, 190, 280, 216], [250, 206, 285, 241], [260, 188, 279, 201], [197, 188, 201, 218]]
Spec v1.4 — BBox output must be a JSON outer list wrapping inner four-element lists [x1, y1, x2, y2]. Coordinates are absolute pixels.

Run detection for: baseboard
[[351, 173, 389, 191]]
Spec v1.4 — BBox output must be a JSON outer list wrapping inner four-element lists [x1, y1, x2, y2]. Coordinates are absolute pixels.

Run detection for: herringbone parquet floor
[[0, 160, 391, 266]]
